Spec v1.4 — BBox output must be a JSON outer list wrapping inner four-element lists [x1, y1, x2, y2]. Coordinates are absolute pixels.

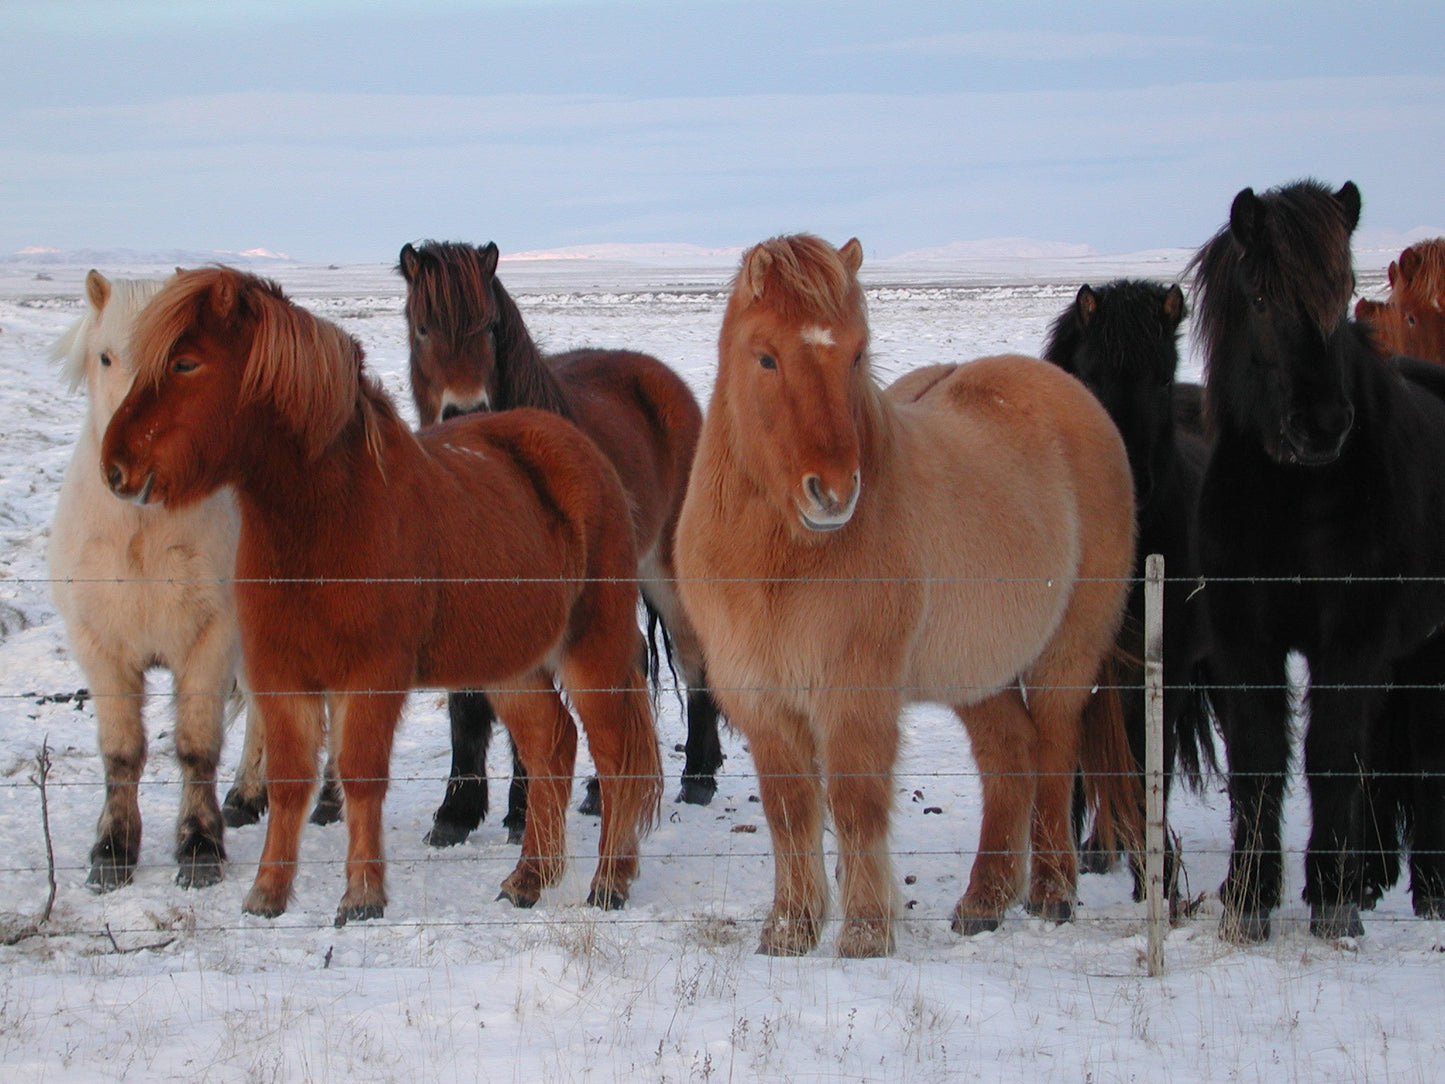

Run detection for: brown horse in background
[[397, 240, 720, 848], [676, 234, 1140, 957], [1356, 296, 1445, 364], [1387, 239, 1445, 308], [101, 267, 661, 925]]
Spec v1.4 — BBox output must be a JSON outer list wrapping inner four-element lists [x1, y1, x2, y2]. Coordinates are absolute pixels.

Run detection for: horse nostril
[[805, 474, 825, 506], [106, 463, 124, 493], [441, 405, 461, 422]]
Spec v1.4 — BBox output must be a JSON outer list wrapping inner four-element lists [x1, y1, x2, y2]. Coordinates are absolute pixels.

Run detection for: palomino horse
[[397, 240, 719, 847], [1043, 280, 1214, 910], [49, 270, 242, 891], [1191, 180, 1445, 941], [676, 235, 1140, 957], [101, 267, 662, 924]]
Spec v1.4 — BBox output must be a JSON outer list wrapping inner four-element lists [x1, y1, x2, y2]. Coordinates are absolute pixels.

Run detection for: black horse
[[1190, 178, 1445, 942], [1044, 279, 1213, 910], [398, 240, 723, 847]]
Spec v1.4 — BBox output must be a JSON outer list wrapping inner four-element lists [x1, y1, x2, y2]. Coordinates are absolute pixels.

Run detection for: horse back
[[548, 349, 702, 557]]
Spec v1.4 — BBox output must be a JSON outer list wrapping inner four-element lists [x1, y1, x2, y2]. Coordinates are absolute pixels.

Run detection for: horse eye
[[99, 352, 112, 367], [1251, 295, 1267, 313], [852, 351, 862, 368], [1407, 313, 1418, 326], [759, 354, 777, 370], [172, 357, 198, 374]]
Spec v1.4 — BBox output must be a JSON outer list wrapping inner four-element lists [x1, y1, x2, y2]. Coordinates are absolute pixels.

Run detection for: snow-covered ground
[[0, 248, 1438, 1084]]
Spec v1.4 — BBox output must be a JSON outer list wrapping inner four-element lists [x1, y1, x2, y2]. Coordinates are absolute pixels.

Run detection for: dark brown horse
[[101, 267, 662, 924], [397, 240, 720, 847]]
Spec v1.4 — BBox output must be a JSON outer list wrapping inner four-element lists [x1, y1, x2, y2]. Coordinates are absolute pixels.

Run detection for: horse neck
[[491, 278, 574, 418]]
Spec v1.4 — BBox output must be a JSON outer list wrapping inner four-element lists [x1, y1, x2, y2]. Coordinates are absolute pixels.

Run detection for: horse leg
[[562, 650, 662, 910], [332, 690, 404, 926], [650, 575, 724, 805], [492, 679, 577, 907], [1212, 649, 1292, 942], [171, 620, 234, 888], [819, 691, 900, 957], [746, 713, 827, 955], [425, 690, 497, 848], [242, 691, 325, 918], [222, 682, 268, 828], [86, 662, 146, 892], [503, 740, 529, 845], [1020, 683, 1088, 924], [952, 688, 1035, 934], [309, 707, 345, 826], [1388, 636, 1445, 917]]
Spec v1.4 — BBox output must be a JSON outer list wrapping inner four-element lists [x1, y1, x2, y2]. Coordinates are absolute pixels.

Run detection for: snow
[[0, 251, 1439, 1083]]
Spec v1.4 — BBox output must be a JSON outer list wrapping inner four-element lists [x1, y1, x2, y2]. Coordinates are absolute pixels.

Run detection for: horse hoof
[[675, 777, 718, 807], [1025, 899, 1075, 925], [577, 777, 602, 817], [587, 887, 628, 911], [836, 919, 893, 958], [309, 797, 344, 827], [175, 858, 224, 890], [1219, 907, 1271, 943], [1414, 895, 1445, 920], [86, 861, 134, 894], [242, 889, 286, 919], [505, 823, 525, 846], [1078, 847, 1117, 876], [758, 914, 821, 956], [422, 819, 472, 849], [221, 793, 265, 828], [951, 912, 1000, 937], [334, 902, 384, 928], [496, 888, 538, 909], [1310, 902, 1364, 940]]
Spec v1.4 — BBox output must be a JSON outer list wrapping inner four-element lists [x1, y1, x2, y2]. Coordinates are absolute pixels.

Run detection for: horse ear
[[209, 273, 239, 324], [1162, 283, 1186, 328], [1388, 259, 1401, 288], [84, 269, 111, 312], [1334, 181, 1362, 233], [1075, 284, 1097, 326], [839, 237, 864, 276], [479, 242, 500, 276], [398, 243, 420, 282], [1400, 248, 1421, 284], [1229, 187, 1262, 251], [742, 245, 774, 300], [1355, 298, 1379, 320]]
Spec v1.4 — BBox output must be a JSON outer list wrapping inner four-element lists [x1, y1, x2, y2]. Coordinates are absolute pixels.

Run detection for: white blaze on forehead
[[801, 325, 836, 348]]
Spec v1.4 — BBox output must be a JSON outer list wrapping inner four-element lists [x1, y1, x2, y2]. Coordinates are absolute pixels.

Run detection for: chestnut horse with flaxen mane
[[101, 267, 661, 925], [676, 235, 1141, 957]]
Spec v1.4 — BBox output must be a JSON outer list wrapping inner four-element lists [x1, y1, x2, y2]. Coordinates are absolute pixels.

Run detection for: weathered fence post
[[1144, 553, 1166, 976]]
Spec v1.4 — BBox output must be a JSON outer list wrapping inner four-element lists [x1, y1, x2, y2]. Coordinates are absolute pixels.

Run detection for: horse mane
[[1188, 179, 1356, 380], [132, 266, 393, 462], [52, 276, 165, 391], [729, 233, 867, 328], [402, 240, 574, 418], [1395, 238, 1445, 308], [1042, 279, 1184, 379]]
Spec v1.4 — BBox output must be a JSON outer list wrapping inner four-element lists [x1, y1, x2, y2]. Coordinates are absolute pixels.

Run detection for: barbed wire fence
[[2, 557, 1441, 970]]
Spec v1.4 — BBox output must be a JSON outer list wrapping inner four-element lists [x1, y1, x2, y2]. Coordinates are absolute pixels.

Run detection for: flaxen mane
[[732, 234, 866, 326], [132, 268, 390, 462]]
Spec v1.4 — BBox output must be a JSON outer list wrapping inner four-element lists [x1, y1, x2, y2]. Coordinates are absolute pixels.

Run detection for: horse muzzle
[[440, 390, 491, 422], [104, 460, 156, 505], [798, 471, 861, 532], [1280, 403, 1354, 467]]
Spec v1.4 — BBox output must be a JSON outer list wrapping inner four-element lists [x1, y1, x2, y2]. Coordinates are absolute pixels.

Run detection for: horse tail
[[615, 677, 664, 837], [1173, 658, 1221, 789], [1079, 652, 1145, 857]]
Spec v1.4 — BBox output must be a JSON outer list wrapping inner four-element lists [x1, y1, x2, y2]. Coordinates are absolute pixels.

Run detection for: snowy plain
[[0, 241, 1441, 1083]]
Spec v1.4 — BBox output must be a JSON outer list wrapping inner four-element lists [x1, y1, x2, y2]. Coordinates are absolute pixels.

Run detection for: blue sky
[[3, 0, 1442, 261]]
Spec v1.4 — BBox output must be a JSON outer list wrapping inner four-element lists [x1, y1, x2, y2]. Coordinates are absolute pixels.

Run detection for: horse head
[[1357, 294, 1445, 364], [102, 266, 366, 507], [717, 234, 872, 537], [399, 240, 501, 426], [1193, 179, 1361, 467], [1391, 239, 1445, 309], [1045, 280, 1186, 507]]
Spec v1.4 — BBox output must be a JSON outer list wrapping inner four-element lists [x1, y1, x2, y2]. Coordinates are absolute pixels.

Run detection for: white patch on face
[[801, 325, 836, 348]]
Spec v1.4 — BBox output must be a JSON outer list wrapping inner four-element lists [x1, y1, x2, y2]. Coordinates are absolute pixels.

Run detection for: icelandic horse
[[675, 234, 1140, 957], [49, 270, 241, 891], [100, 266, 661, 924]]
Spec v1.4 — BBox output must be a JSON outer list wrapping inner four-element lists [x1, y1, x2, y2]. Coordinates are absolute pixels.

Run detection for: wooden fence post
[[1145, 553, 1166, 977]]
